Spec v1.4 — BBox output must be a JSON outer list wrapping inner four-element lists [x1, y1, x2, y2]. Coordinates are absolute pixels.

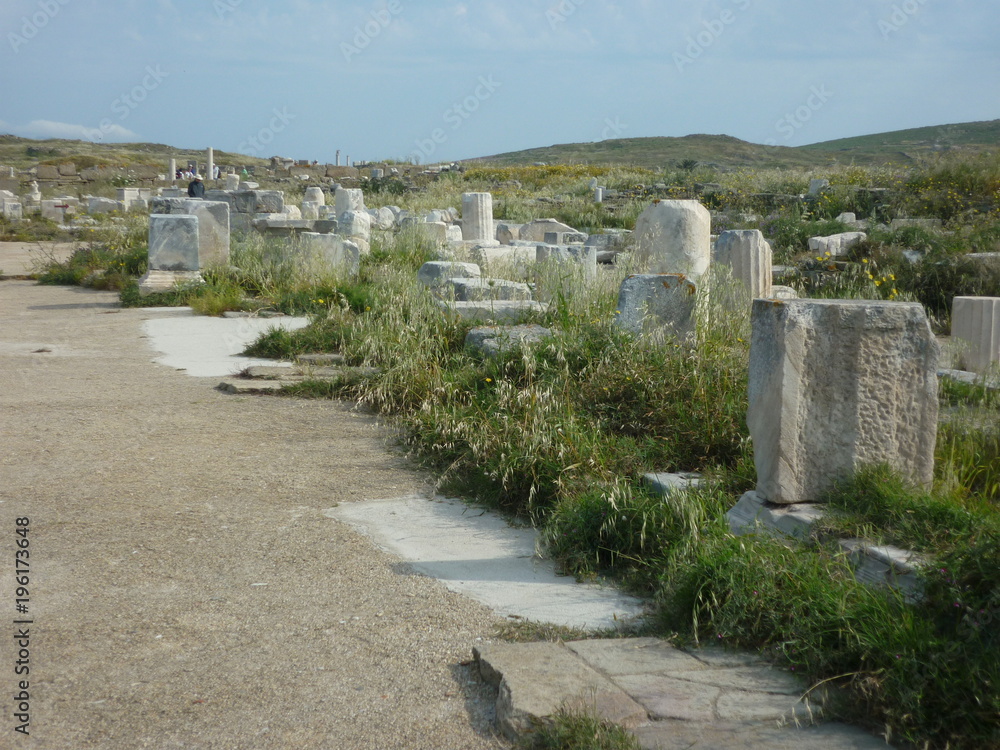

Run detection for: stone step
[[296, 353, 347, 366], [475, 638, 891, 749], [216, 378, 287, 395]]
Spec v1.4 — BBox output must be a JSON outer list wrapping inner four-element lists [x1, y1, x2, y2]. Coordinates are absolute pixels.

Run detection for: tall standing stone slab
[[225, 173, 240, 191], [748, 299, 939, 505], [138, 214, 204, 295], [714, 229, 773, 300], [184, 199, 231, 266], [951, 296, 1000, 374], [462, 192, 494, 243], [614, 274, 698, 342], [633, 200, 711, 279]]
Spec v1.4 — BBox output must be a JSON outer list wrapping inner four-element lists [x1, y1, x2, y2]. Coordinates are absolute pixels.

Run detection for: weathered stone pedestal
[[633, 200, 711, 279], [614, 274, 698, 342], [748, 299, 939, 505], [138, 214, 204, 296]]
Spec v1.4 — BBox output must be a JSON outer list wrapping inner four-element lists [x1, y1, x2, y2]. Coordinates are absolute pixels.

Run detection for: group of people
[[176, 165, 223, 181]]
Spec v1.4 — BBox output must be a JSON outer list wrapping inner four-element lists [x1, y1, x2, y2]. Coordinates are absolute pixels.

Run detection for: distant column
[[168, 158, 176, 183], [461, 192, 494, 243], [206, 148, 215, 181], [336, 150, 341, 167]]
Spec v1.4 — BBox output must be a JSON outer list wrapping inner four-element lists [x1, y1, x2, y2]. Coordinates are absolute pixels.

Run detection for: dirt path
[[0, 281, 508, 749]]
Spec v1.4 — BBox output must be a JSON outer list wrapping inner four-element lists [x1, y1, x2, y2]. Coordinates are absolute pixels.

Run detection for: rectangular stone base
[[137, 270, 205, 297]]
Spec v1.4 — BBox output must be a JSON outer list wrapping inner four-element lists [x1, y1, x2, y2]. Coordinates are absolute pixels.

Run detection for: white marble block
[[304, 186, 325, 206], [461, 192, 494, 243], [633, 200, 712, 279], [614, 274, 698, 341], [417, 261, 481, 288], [951, 296, 1000, 374], [748, 299, 939, 506], [714, 229, 773, 300], [807, 232, 867, 258], [139, 214, 204, 295], [225, 173, 240, 191], [338, 210, 372, 242], [298, 233, 360, 277], [183, 199, 231, 267], [335, 188, 365, 217]]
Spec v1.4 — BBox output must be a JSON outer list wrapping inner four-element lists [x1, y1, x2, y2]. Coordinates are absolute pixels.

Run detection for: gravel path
[[0, 281, 509, 749]]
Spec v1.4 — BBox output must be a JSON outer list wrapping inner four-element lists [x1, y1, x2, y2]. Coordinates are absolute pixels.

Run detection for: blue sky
[[1, 0, 997, 164]]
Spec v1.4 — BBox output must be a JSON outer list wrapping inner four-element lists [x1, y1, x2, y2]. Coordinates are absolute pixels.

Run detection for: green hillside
[[467, 120, 1000, 169], [0, 134, 267, 171]]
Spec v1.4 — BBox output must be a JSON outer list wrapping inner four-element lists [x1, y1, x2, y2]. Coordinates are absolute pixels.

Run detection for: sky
[[1, 0, 998, 165]]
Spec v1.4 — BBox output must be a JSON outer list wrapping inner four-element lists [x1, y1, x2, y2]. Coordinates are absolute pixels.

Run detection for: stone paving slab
[[475, 638, 894, 749]]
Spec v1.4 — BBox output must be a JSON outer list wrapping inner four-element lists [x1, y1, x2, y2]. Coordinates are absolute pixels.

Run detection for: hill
[[0, 135, 268, 172], [466, 120, 1000, 170]]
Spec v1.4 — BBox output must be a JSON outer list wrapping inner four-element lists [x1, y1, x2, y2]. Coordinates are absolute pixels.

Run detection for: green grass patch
[[519, 710, 641, 750]]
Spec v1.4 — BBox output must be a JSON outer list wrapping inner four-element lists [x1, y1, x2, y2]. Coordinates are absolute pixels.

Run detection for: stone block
[[303, 186, 325, 206], [496, 222, 524, 245], [58, 163, 77, 176], [147, 214, 200, 271], [808, 178, 829, 196], [40, 200, 65, 222], [2, 202, 23, 220], [807, 232, 866, 258], [88, 197, 124, 215], [254, 190, 284, 214], [748, 299, 939, 505], [450, 278, 533, 302], [225, 173, 240, 191], [543, 231, 587, 245], [301, 201, 320, 220], [584, 231, 630, 250], [416, 221, 449, 245], [335, 187, 365, 216], [614, 274, 698, 341], [232, 190, 257, 214], [418, 261, 481, 287], [951, 296, 1000, 374], [150, 197, 190, 215], [36, 165, 60, 180], [714, 229, 773, 300], [298, 233, 360, 276], [633, 200, 712, 279], [465, 325, 551, 358], [373, 207, 395, 230], [519, 219, 579, 243], [439, 300, 548, 324], [338, 210, 372, 241], [535, 244, 598, 303], [183, 200, 231, 267]]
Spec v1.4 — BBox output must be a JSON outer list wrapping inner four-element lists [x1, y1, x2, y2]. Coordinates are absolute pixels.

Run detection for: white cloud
[[14, 119, 139, 142]]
